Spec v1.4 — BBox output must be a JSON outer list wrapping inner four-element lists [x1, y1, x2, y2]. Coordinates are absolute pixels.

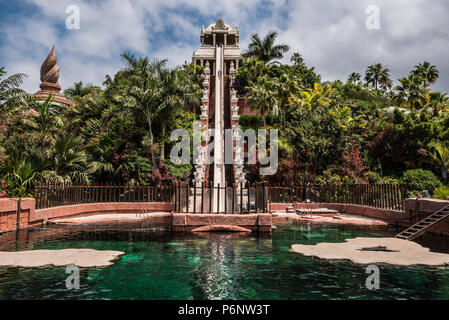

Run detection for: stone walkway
[[273, 212, 388, 226], [52, 213, 170, 225]]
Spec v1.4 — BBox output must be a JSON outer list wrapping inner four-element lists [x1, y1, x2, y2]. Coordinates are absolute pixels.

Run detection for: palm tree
[[290, 52, 304, 66], [273, 74, 301, 126], [394, 74, 428, 110], [412, 61, 439, 85], [347, 72, 361, 84], [428, 92, 449, 116], [243, 31, 290, 64], [155, 68, 200, 159], [428, 141, 449, 183], [0, 66, 29, 114], [3, 151, 42, 229], [120, 53, 168, 162], [26, 95, 64, 146], [246, 76, 277, 128], [43, 135, 91, 184], [64, 81, 96, 101], [291, 82, 336, 111], [364, 64, 390, 90]]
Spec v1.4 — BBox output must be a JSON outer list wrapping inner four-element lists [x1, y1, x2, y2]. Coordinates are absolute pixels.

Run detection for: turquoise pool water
[[1, 224, 449, 300]]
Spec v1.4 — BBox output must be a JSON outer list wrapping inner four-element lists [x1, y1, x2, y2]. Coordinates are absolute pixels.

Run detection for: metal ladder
[[396, 204, 449, 240]]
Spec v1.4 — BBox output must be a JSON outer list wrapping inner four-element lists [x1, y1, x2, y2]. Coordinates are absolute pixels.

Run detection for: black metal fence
[[34, 183, 175, 210], [34, 182, 407, 212], [266, 183, 407, 211]]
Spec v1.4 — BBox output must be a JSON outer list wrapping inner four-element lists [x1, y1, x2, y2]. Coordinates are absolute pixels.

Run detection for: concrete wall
[[172, 213, 272, 233], [0, 198, 36, 233], [404, 198, 449, 237], [31, 202, 173, 223], [0, 200, 172, 233], [3, 197, 449, 238], [269, 202, 407, 223]]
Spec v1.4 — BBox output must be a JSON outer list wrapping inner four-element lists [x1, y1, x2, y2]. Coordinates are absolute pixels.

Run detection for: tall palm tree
[[155, 68, 200, 159], [412, 61, 439, 85], [428, 141, 449, 183], [243, 31, 290, 64], [290, 52, 304, 66], [0, 66, 29, 114], [273, 74, 301, 126], [120, 53, 168, 162], [364, 63, 390, 90], [347, 72, 361, 84], [394, 74, 428, 110], [246, 76, 277, 128]]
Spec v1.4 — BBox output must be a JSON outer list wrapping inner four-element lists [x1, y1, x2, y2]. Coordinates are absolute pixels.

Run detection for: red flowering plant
[[0, 180, 7, 198]]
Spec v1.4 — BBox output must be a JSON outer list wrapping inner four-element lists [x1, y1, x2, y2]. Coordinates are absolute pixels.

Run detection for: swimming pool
[[0, 224, 448, 300]]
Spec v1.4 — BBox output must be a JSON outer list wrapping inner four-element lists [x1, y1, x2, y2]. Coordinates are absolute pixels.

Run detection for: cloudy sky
[[1, 0, 448, 93]]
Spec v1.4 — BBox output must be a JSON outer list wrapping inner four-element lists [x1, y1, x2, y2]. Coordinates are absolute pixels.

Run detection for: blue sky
[[1, 0, 449, 93]]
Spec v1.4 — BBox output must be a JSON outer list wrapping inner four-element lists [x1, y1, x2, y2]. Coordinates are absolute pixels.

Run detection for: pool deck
[[272, 212, 388, 226], [50, 212, 388, 231]]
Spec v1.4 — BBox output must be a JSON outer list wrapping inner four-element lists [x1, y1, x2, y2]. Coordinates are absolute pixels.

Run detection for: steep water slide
[[213, 44, 226, 212]]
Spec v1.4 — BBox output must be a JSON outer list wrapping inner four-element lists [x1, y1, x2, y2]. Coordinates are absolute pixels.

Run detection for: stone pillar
[[224, 34, 227, 46], [213, 34, 216, 46], [229, 61, 246, 187], [193, 61, 211, 187]]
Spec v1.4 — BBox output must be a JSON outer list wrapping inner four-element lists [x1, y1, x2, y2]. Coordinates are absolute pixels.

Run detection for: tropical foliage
[[0, 57, 201, 196], [1, 31, 448, 199]]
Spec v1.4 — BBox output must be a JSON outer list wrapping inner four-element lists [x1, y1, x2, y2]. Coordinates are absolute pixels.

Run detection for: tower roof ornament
[[34, 46, 70, 106], [40, 45, 60, 84], [215, 18, 226, 30]]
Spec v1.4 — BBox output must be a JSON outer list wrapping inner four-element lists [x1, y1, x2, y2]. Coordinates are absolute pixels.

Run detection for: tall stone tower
[[192, 18, 246, 211]]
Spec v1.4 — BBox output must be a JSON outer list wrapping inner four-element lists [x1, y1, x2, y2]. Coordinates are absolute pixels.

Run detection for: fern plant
[[433, 186, 449, 200]]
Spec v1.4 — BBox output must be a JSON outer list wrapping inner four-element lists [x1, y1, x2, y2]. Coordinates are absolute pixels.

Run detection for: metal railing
[[34, 183, 175, 210], [266, 183, 407, 211], [34, 182, 407, 212]]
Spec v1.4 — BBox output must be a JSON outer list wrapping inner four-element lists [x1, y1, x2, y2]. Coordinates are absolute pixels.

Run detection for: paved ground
[[272, 212, 388, 226], [52, 212, 388, 227], [52, 213, 170, 225]]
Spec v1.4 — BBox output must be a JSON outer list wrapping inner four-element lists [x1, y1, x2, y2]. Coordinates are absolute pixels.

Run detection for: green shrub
[[239, 114, 281, 128], [401, 169, 442, 197], [433, 186, 449, 200], [363, 171, 399, 184]]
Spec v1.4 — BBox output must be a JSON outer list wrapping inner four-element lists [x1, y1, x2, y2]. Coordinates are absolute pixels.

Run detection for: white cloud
[[1, 0, 448, 93]]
